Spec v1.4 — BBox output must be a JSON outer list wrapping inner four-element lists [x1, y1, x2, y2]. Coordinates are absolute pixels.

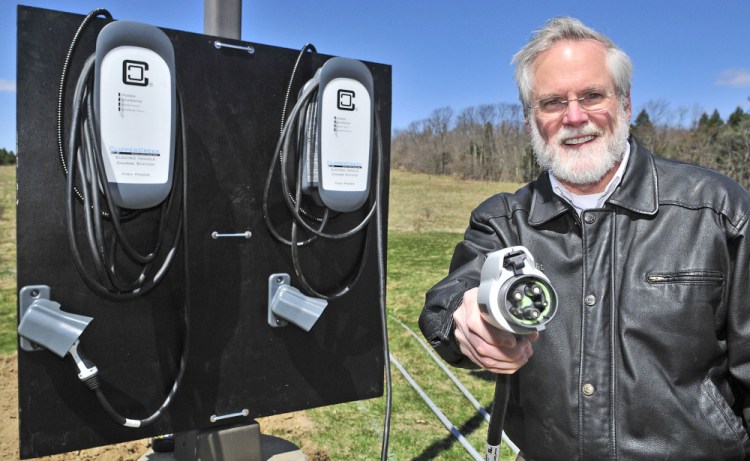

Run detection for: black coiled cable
[[57, 8, 112, 197], [262, 45, 376, 300], [60, 10, 182, 300], [263, 44, 391, 459], [57, 9, 190, 428]]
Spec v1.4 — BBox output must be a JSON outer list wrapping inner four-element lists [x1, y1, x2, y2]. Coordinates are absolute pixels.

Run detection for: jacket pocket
[[646, 269, 724, 285], [642, 269, 725, 328], [698, 377, 750, 460]]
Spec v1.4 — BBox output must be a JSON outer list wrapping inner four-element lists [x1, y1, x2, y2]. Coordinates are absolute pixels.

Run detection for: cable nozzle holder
[[17, 285, 94, 357], [268, 274, 328, 332]]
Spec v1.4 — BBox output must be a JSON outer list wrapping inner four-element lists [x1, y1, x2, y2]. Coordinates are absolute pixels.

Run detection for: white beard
[[530, 105, 630, 186]]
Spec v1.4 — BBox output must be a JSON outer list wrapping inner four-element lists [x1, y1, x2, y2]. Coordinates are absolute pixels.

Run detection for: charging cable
[[54, 9, 191, 428], [374, 108, 392, 461], [262, 45, 376, 301], [263, 44, 391, 459], [59, 9, 183, 300]]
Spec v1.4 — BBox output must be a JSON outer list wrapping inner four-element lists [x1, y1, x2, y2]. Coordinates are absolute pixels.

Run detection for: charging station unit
[[15, 6, 391, 459], [94, 20, 177, 210], [313, 57, 374, 213]]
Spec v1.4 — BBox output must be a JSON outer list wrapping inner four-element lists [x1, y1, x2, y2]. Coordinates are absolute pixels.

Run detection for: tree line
[[0, 148, 16, 165], [391, 99, 750, 188]]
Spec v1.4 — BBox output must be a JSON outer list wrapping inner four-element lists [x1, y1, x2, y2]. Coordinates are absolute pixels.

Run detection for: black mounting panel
[[16, 6, 390, 458]]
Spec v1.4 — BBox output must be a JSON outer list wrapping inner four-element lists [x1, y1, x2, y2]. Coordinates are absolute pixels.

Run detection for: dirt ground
[[0, 353, 328, 461]]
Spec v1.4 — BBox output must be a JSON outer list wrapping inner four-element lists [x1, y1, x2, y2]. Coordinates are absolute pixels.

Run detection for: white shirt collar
[[549, 141, 631, 216]]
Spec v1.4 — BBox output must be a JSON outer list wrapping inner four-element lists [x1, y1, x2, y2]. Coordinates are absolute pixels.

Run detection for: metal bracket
[[268, 274, 290, 328], [213, 40, 255, 54], [211, 231, 252, 239]]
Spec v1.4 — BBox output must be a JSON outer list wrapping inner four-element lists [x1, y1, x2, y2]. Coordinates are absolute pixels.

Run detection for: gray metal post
[[204, 0, 242, 39]]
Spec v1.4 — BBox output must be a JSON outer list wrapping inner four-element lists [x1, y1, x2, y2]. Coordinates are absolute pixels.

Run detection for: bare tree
[[391, 99, 750, 188], [426, 107, 454, 174]]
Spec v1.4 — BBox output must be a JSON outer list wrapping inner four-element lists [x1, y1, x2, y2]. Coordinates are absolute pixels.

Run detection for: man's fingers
[[453, 297, 536, 373]]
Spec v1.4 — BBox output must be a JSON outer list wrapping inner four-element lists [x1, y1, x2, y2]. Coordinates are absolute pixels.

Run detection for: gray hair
[[512, 17, 632, 113]]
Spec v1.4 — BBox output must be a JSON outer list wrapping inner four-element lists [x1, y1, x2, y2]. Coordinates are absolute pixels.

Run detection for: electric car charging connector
[[477, 247, 558, 461]]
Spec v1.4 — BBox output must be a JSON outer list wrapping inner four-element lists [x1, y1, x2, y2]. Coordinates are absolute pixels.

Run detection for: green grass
[[297, 232, 517, 460], [388, 169, 521, 233], [0, 166, 15, 354], [2, 165, 524, 459], [293, 170, 522, 459]]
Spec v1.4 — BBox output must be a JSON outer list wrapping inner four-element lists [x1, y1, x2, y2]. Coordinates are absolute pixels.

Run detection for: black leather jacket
[[420, 137, 750, 460]]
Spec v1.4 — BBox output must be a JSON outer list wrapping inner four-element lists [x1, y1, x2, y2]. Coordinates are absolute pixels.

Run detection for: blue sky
[[2, 0, 750, 152]]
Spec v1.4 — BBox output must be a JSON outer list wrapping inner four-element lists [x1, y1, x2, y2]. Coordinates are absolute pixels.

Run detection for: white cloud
[[0, 79, 15, 92], [716, 69, 750, 88]]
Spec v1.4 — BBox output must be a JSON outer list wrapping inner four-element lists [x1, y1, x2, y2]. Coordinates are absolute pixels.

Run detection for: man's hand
[[452, 287, 538, 374]]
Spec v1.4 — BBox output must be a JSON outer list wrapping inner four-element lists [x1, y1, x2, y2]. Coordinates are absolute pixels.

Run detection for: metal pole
[[393, 318, 520, 455], [204, 0, 242, 39], [390, 354, 484, 461]]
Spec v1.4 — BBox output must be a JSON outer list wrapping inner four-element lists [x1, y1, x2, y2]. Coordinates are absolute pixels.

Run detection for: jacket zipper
[[646, 272, 724, 284]]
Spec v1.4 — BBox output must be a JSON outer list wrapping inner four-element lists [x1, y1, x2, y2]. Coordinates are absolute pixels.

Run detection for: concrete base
[[138, 433, 306, 461]]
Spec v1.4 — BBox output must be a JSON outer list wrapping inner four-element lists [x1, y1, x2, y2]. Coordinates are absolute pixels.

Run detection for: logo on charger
[[122, 60, 149, 86], [337, 89, 356, 111]]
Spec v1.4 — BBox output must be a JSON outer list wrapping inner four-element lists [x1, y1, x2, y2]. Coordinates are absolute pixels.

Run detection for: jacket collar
[[528, 136, 659, 226]]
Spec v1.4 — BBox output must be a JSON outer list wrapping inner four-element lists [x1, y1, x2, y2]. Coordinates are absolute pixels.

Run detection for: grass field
[[388, 170, 521, 233], [298, 169, 522, 460], [2, 166, 523, 460], [0, 166, 15, 355]]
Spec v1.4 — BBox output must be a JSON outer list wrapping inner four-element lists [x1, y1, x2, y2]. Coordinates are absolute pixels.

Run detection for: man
[[420, 17, 750, 460]]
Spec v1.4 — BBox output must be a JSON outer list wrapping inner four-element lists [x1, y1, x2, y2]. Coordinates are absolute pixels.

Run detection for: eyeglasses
[[530, 90, 615, 119]]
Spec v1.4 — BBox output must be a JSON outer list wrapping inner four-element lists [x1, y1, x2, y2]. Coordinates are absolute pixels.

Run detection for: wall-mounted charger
[[94, 20, 177, 209], [298, 57, 374, 213]]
